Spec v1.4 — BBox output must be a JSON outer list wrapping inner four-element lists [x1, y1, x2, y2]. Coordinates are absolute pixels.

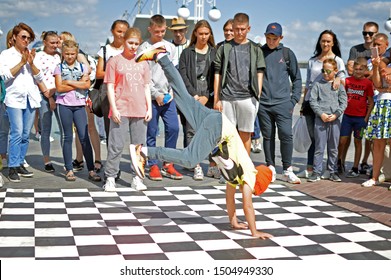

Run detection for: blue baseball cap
[[265, 22, 282, 36]]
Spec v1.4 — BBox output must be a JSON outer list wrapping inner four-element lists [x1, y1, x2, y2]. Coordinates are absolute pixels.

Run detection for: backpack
[[87, 45, 108, 117]]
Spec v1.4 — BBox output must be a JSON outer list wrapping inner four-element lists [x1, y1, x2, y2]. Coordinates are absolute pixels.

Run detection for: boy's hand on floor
[[252, 231, 273, 240]]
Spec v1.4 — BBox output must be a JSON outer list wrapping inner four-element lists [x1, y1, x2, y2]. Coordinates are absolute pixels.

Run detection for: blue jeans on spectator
[[39, 96, 63, 159], [0, 103, 9, 156], [148, 56, 222, 168], [58, 104, 94, 171], [252, 115, 261, 140], [6, 100, 36, 168], [147, 99, 179, 166]]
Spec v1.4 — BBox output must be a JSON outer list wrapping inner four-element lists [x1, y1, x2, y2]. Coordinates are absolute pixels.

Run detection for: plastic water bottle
[[163, 93, 171, 104]]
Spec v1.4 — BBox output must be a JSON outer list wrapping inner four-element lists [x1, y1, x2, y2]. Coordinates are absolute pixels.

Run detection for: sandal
[[94, 160, 103, 173], [88, 171, 102, 182], [65, 170, 76, 181], [72, 159, 84, 172]]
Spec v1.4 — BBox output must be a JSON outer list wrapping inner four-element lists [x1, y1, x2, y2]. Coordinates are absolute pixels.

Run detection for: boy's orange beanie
[[254, 165, 272, 196]]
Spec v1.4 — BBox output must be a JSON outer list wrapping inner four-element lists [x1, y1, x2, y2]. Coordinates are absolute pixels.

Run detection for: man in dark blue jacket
[[258, 22, 302, 184]]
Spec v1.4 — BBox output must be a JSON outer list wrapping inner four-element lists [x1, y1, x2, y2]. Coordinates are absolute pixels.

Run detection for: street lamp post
[[177, 0, 221, 22]]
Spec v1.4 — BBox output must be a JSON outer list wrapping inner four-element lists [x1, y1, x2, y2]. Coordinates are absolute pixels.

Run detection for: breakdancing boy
[[130, 42, 273, 239]]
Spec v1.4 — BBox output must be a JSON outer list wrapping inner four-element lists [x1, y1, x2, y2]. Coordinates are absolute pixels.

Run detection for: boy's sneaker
[[282, 167, 301, 184], [330, 172, 342, 182], [193, 166, 204, 181], [297, 169, 313, 179], [136, 42, 167, 63], [308, 172, 321, 182], [321, 170, 331, 180], [268, 165, 276, 183], [346, 169, 359, 178], [17, 165, 33, 177], [251, 140, 262, 153], [149, 164, 163, 181], [8, 168, 21, 183], [131, 176, 147, 191], [359, 162, 371, 174], [206, 166, 221, 179], [44, 163, 55, 173], [129, 144, 147, 179], [103, 177, 116, 192], [161, 163, 183, 180], [72, 159, 84, 171]]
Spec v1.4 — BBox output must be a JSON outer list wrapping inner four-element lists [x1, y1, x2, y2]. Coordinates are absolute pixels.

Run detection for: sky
[[0, 0, 391, 62]]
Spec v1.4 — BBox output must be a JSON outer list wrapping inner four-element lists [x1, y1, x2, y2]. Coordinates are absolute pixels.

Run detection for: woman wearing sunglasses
[[298, 30, 346, 181], [0, 22, 45, 183]]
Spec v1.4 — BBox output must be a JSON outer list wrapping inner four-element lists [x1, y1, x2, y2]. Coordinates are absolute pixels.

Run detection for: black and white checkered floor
[[1, 184, 390, 260]]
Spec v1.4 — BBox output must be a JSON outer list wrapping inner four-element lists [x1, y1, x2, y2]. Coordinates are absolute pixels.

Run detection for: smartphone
[[371, 46, 379, 58]]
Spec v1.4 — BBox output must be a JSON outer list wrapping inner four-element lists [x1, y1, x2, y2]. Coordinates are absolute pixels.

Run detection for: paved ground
[[0, 106, 390, 260]]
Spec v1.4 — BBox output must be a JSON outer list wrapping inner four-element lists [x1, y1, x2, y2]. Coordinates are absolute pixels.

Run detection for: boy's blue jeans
[[6, 100, 35, 168], [148, 56, 222, 168]]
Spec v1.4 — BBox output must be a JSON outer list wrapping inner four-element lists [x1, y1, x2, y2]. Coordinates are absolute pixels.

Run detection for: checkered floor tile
[[0, 184, 390, 260]]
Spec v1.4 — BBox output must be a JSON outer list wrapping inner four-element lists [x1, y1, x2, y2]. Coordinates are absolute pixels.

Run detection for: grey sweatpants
[[105, 117, 147, 178], [313, 116, 341, 174]]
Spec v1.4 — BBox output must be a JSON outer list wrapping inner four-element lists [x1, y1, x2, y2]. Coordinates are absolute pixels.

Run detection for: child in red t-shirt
[[338, 57, 374, 177]]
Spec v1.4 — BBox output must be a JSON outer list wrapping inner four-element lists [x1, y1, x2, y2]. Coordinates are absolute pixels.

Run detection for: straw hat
[[168, 17, 189, 30]]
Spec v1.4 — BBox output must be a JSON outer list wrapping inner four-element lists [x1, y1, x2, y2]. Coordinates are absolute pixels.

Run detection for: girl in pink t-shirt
[[103, 27, 151, 192]]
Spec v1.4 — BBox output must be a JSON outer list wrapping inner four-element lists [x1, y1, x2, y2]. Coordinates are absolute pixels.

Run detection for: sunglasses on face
[[321, 69, 333, 75], [362, 31, 375, 37], [18, 34, 32, 42]]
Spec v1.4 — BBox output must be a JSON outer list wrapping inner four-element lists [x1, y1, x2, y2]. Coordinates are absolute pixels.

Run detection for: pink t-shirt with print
[[104, 54, 150, 118]]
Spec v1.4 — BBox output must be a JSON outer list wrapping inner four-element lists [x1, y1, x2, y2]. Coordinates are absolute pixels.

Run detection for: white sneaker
[[193, 166, 204, 181], [268, 165, 276, 183], [321, 170, 330, 180], [35, 132, 41, 141], [0, 175, 4, 187], [206, 166, 221, 179], [131, 176, 147, 191], [379, 173, 386, 184], [297, 169, 312, 179], [103, 177, 116, 192], [282, 167, 301, 184], [49, 136, 54, 142], [361, 178, 378, 188], [251, 140, 262, 153], [23, 160, 29, 168]]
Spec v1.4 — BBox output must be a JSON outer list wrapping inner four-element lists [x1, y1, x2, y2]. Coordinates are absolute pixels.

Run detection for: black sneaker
[[330, 172, 342, 182], [308, 173, 321, 182], [44, 163, 55, 173], [8, 167, 21, 182], [17, 165, 33, 177], [337, 160, 345, 174], [359, 162, 370, 174], [72, 159, 84, 172]]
